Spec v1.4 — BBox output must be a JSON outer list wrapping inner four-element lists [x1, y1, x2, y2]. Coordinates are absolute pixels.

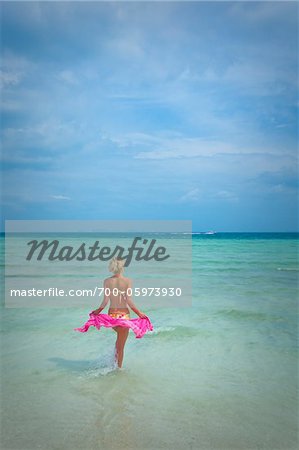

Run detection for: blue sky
[[1, 1, 298, 231]]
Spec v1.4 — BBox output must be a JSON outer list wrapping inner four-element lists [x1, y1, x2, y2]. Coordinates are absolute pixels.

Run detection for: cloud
[[179, 188, 201, 203], [179, 188, 239, 204], [132, 134, 289, 160], [1, 118, 87, 158], [0, 70, 23, 87], [228, 2, 297, 25], [50, 195, 71, 201], [249, 170, 299, 196], [212, 190, 239, 202], [55, 70, 79, 85], [0, 51, 34, 88]]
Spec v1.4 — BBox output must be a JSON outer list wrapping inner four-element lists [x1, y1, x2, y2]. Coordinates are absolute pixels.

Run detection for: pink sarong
[[74, 312, 153, 339]]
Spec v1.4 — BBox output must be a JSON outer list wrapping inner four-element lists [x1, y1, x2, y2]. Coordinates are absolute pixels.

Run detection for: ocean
[[1, 232, 298, 450]]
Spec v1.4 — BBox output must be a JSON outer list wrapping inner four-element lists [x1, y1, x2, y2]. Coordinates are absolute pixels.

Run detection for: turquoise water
[[1, 233, 298, 450]]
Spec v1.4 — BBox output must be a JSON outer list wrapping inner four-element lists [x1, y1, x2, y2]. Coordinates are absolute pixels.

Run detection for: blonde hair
[[108, 256, 125, 274]]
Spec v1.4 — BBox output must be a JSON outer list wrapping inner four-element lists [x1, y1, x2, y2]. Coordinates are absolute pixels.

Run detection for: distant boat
[[205, 230, 216, 235]]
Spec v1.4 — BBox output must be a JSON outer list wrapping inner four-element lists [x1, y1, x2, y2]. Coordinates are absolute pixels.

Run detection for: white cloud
[[0, 99, 23, 111], [132, 135, 283, 160], [261, 183, 298, 196], [50, 195, 71, 201], [0, 70, 23, 87], [56, 70, 79, 85], [179, 188, 201, 203], [179, 188, 239, 204], [2, 118, 86, 156], [107, 35, 144, 60], [0, 51, 34, 89], [228, 2, 296, 24], [212, 190, 239, 202]]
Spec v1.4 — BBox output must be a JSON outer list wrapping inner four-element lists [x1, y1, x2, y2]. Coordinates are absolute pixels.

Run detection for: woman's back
[[105, 276, 130, 308]]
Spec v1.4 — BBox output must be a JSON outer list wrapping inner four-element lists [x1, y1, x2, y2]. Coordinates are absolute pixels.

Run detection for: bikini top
[[116, 289, 128, 306]]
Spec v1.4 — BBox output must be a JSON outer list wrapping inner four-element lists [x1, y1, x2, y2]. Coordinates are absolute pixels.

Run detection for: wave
[[79, 352, 119, 378], [215, 309, 284, 323], [147, 325, 199, 339], [277, 267, 299, 271]]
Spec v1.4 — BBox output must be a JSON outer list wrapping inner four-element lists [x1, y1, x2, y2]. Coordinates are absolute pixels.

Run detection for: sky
[[1, 1, 298, 232]]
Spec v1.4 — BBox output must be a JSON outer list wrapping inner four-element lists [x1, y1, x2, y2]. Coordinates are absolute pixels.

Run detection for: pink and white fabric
[[74, 312, 153, 338]]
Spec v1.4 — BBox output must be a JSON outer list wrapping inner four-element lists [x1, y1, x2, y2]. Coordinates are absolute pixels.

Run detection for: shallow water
[[1, 233, 298, 450]]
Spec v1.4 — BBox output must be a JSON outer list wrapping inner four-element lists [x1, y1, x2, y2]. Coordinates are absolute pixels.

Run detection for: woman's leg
[[115, 328, 129, 368], [112, 326, 119, 365]]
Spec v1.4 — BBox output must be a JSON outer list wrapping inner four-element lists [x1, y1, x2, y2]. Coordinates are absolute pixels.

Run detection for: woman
[[75, 257, 152, 369]]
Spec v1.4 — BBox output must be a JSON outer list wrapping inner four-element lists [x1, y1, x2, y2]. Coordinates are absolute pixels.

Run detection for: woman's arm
[[126, 279, 148, 318], [91, 280, 110, 315]]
